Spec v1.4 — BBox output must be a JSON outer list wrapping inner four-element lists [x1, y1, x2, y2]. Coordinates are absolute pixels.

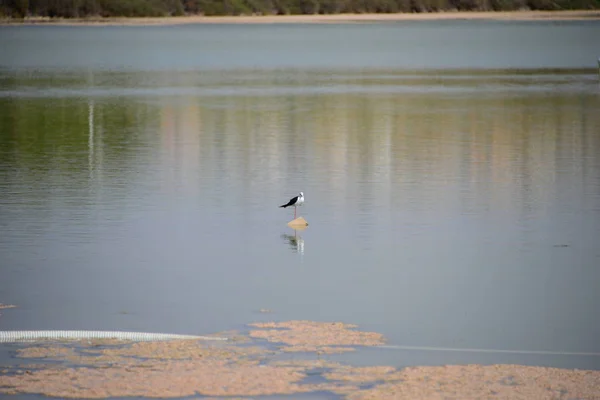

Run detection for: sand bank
[[2, 10, 600, 26]]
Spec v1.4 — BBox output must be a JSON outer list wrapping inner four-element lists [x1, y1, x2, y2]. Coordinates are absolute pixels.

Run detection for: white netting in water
[[0, 330, 227, 343]]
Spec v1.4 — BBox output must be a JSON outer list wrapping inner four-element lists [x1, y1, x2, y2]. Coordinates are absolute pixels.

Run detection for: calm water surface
[[1, 21, 600, 373]]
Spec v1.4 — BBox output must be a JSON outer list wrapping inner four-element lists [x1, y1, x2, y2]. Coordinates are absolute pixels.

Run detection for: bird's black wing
[[280, 196, 298, 208]]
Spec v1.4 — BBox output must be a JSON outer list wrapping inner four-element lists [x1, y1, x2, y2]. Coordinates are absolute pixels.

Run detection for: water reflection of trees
[[0, 96, 161, 217], [157, 80, 600, 241], [1, 71, 599, 231]]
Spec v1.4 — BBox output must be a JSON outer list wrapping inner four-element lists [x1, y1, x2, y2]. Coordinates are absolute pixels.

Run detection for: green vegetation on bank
[[1, 0, 599, 18]]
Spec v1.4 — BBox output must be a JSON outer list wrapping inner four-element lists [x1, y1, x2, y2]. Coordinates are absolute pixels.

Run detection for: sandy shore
[[2, 10, 600, 26]]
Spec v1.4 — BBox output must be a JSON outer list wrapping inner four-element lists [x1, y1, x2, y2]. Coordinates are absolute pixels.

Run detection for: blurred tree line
[[1, 0, 598, 18]]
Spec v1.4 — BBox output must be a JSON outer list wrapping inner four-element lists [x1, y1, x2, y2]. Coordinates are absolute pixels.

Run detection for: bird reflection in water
[[281, 229, 305, 256]]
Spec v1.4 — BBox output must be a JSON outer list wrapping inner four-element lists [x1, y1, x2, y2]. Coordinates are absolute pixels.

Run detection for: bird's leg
[[294, 207, 297, 219]]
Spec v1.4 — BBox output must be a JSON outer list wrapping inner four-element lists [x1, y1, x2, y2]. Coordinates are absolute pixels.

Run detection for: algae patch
[[1, 320, 599, 399], [248, 320, 385, 353]]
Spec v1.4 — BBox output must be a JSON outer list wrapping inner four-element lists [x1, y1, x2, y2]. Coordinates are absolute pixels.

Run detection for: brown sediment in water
[[0, 361, 313, 398], [1, 340, 316, 397], [324, 365, 400, 383], [98, 339, 267, 360], [1, 320, 599, 399], [18, 346, 79, 360], [248, 320, 385, 353], [342, 364, 600, 400]]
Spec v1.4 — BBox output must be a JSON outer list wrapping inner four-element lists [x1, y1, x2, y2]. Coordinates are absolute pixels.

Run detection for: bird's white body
[[295, 192, 304, 207]]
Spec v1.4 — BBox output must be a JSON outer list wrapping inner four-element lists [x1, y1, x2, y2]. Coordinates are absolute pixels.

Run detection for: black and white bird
[[280, 192, 304, 219]]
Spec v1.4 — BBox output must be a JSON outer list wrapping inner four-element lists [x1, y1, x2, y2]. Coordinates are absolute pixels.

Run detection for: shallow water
[[1, 20, 600, 375]]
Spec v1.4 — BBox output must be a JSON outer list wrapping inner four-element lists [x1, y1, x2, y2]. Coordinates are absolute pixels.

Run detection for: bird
[[280, 192, 304, 219]]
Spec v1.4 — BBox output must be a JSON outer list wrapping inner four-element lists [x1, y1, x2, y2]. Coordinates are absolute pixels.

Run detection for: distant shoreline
[[2, 10, 600, 26]]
